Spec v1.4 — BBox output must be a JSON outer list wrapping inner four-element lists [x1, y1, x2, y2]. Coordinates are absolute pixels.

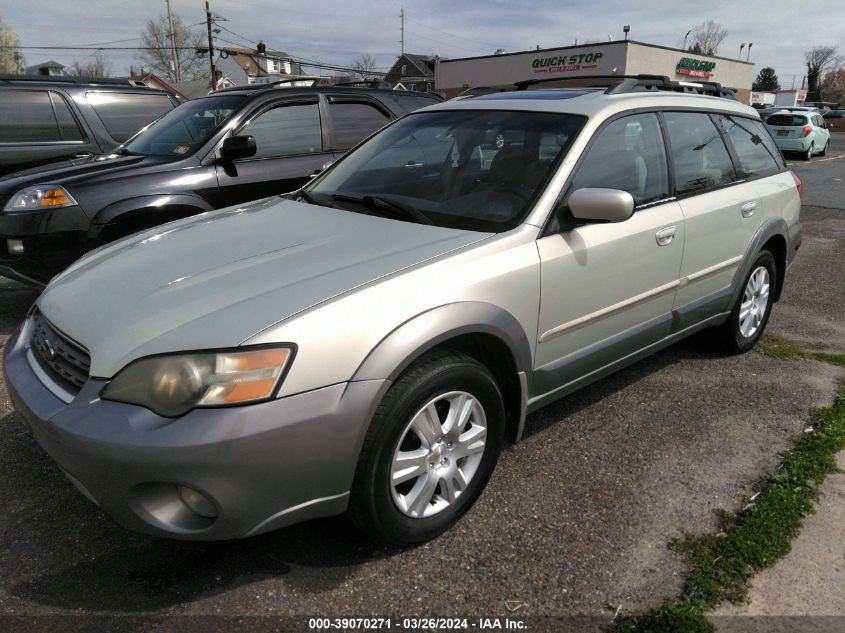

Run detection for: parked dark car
[[822, 109, 845, 133], [0, 83, 442, 285], [0, 75, 180, 177]]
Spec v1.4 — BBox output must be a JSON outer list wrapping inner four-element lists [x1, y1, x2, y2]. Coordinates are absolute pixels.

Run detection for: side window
[[718, 115, 782, 177], [240, 102, 322, 159], [0, 90, 61, 143], [329, 101, 391, 150], [391, 94, 442, 113], [570, 113, 669, 206], [87, 92, 175, 143], [50, 92, 84, 142], [663, 112, 736, 195]]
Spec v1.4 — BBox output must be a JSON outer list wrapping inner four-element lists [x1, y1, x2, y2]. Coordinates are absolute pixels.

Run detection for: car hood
[[0, 154, 178, 194], [38, 197, 492, 377]]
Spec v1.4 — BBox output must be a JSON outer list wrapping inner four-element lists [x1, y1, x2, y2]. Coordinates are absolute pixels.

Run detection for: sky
[[3, 0, 841, 88]]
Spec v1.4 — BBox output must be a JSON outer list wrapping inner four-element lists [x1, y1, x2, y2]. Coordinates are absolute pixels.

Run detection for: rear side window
[[50, 93, 84, 142], [329, 101, 391, 150], [663, 112, 736, 195], [719, 115, 782, 177], [87, 92, 175, 142], [240, 102, 322, 159], [570, 113, 669, 206], [766, 114, 807, 126], [0, 91, 61, 143]]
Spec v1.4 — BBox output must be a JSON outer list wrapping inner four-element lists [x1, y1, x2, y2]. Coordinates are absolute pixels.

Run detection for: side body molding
[[351, 302, 533, 440]]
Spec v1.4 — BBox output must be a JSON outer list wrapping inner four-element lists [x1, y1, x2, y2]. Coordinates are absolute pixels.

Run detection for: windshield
[[122, 95, 246, 157], [307, 110, 585, 233]]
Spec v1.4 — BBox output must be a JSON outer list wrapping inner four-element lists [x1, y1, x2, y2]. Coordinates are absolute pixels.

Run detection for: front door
[[534, 112, 684, 397]]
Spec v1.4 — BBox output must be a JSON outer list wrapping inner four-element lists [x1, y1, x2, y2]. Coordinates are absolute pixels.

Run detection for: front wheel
[[713, 251, 777, 354], [348, 350, 505, 545]]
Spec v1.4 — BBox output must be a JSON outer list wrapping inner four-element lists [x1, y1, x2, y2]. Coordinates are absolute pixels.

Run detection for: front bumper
[[3, 321, 389, 540], [0, 207, 91, 285]]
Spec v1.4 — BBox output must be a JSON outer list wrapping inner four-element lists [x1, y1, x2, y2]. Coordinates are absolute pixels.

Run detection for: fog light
[[177, 485, 218, 518], [7, 239, 23, 255]]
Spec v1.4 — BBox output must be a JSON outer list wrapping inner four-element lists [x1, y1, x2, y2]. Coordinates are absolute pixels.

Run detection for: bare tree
[[67, 52, 112, 77], [805, 46, 842, 101], [352, 53, 378, 80], [688, 20, 727, 56], [137, 13, 205, 82], [0, 12, 22, 74]]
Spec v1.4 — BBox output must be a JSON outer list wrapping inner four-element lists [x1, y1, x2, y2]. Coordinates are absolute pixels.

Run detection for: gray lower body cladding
[[3, 324, 388, 540]]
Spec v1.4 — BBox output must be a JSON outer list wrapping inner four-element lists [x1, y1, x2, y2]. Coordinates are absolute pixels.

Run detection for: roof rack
[[332, 80, 392, 89], [511, 74, 738, 101], [0, 74, 156, 87], [216, 77, 332, 92]]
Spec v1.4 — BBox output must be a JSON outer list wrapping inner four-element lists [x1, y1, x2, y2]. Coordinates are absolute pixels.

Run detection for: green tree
[[752, 67, 780, 92], [0, 13, 22, 74]]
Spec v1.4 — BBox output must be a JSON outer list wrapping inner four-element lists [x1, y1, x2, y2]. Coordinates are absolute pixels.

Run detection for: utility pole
[[399, 7, 404, 56], [206, 1, 216, 90], [165, 0, 181, 82]]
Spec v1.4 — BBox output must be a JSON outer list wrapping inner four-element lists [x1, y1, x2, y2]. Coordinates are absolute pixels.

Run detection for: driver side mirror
[[220, 135, 257, 161], [568, 188, 635, 223]]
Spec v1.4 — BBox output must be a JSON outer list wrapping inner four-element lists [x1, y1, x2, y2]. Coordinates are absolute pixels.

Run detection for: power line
[[404, 17, 500, 49]]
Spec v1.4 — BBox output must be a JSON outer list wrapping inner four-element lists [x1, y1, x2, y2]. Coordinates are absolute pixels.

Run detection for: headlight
[[5, 185, 78, 212], [102, 346, 294, 417]]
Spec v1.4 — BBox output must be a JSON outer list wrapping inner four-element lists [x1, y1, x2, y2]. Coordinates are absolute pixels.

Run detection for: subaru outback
[[3, 76, 802, 545]]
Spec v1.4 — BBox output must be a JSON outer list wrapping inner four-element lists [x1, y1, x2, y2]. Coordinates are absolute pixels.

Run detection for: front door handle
[[741, 201, 758, 217], [655, 226, 676, 246]]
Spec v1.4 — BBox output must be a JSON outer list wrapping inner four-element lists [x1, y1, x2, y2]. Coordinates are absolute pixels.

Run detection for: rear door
[[324, 94, 395, 162], [0, 89, 99, 176], [213, 97, 334, 207], [664, 111, 760, 311]]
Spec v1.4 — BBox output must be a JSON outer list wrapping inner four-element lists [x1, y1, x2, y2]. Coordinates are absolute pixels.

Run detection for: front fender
[[91, 194, 214, 228], [352, 301, 533, 385]]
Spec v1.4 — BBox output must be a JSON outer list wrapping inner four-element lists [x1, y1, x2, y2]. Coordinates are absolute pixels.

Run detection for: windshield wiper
[[288, 189, 334, 208], [331, 193, 433, 225], [115, 147, 139, 156]]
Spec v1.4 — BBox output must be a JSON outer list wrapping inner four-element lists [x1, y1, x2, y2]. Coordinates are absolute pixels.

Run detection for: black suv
[[0, 83, 442, 285], [0, 75, 180, 177]]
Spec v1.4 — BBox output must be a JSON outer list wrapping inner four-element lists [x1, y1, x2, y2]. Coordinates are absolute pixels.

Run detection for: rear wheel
[[713, 251, 776, 354], [348, 350, 505, 545], [819, 141, 828, 157], [803, 142, 814, 160]]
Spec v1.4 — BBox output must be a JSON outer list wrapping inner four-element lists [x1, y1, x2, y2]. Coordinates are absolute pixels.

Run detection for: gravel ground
[[0, 203, 842, 624]]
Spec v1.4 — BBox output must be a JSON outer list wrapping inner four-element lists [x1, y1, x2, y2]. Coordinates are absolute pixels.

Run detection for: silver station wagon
[[4, 76, 802, 544]]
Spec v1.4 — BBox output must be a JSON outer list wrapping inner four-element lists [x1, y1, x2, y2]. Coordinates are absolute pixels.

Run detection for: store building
[[436, 40, 755, 103]]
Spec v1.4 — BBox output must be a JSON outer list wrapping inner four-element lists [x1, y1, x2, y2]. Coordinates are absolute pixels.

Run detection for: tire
[[819, 141, 828, 157], [803, 142, 814, 160], [713, 251, 777, 354], [348, 349, 505, 545]]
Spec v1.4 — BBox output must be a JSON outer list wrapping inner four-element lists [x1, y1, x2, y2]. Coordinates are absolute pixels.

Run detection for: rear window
[[766, 114, 807, 126], [328, 101, 391, 150], [87, 92, 176, 143], [391, 93, 442, 113], [719, 116, 783, 177]]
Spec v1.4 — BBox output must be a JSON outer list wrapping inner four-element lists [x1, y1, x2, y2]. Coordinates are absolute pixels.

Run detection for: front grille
[[29, 310, 90, 395]]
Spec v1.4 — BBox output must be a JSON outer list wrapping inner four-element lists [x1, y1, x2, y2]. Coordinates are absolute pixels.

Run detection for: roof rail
[[0, 74, 151, 87], [510, 73, 738, 101], [216, 77, 332, 92], [333, 80, 392, 89], [605, 74, 738, 100]]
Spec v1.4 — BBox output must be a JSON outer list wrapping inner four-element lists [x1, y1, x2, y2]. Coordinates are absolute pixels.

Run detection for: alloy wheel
[[739, 265, 770, 339], [390, 391, 487, 518]]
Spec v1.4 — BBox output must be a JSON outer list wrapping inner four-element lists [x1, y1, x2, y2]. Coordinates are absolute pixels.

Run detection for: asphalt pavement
[[0, 141, 843, 629]]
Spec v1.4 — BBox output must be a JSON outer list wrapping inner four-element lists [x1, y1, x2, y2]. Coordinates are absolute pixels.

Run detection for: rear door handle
[[655, 226, 676, 246], [741, 201, 758, 217], [73, 152, 93, 159]]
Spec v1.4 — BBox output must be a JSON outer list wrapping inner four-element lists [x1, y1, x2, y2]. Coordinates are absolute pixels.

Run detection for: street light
[[746, 43, 753, 62], [739, 43, 745, 58], [623, 25, 630, 41]]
